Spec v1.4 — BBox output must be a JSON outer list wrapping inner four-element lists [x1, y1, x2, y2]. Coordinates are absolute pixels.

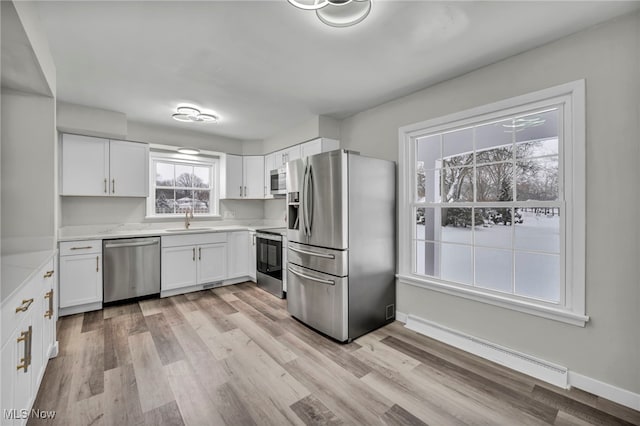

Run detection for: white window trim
[[146, 150, 221, 219], [398, 80, 587, 326]]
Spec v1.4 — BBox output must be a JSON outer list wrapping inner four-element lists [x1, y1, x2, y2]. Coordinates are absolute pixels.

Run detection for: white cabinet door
[[3, 315, 33, 426], [242, 156, 264, 199], [1, 335, 16, 426], [198, 243, 227, 284], [224, 154, 243, 199], [61, 134, 109, 196], [301, 139, 322, 158], [285, 145, 301, 163], [59, 253, 103, 308], [249, 231, 257, 282], [109, 140, 149, 197], [227, 232, 249, 279], [264, 153, 275, 199], [273, 149, 287, 169], [161, 246, 198, 291]]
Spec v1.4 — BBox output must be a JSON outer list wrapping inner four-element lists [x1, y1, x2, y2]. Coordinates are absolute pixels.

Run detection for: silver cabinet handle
[[289, 246, 335, 259], [192, 247, 196, 261], [104, 240, 159, 249], [239, 185, 242, 197], [104, 178, 107, 193], [96, 256, 99, 272], [288, 267, 334, 286], [199, 247, 202, 261], [252, 234, 256, 245], [70, 246, 93, 250], [244, 186, 247, 198], [112, 179, 115, 194]]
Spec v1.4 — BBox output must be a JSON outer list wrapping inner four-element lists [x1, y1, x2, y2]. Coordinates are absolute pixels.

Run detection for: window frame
[[398, 80, 587, 326], [146, 150, 220, 219]]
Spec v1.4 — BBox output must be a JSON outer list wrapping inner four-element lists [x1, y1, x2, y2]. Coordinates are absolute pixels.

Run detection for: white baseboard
[[49, 341, 59, 358], [404, 314, 568, 388], [399, 313, 640, 411], [568, 371, 640, 411]]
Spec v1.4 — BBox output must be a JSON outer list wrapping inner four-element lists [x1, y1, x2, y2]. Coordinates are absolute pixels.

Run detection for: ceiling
[[34, 1, 639, 141]]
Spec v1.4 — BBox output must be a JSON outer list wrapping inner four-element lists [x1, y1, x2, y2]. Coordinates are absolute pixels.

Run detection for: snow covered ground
[[415, 211, 560, 302]]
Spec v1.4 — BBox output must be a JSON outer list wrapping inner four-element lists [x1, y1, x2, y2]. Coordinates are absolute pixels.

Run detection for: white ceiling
[[35, 1, 639, 141]]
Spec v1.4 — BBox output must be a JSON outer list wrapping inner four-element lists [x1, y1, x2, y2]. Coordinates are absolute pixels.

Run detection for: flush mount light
[[172, 105, 219, 123], [177, 148, 201, 155], [288, 0, 372, 28]]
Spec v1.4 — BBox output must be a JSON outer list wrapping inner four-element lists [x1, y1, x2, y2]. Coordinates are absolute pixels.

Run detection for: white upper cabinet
[[224, 154, 244, 199], [274, 145, 301, 169], [61, 134, 109, 196], [108, 140, 149, 197], [222, 154, 264, 199], [243, 156, 264, 199], [60, 134, 149, 197], [300, 138, 339, 159]]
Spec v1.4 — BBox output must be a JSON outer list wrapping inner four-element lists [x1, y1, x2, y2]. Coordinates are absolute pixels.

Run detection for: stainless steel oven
[[270, 168, 286, 196], [256, 231, 284, 298]]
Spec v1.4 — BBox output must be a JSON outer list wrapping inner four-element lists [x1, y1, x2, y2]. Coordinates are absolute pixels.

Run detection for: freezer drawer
[[286, 263, 348, 342], [287, 241, 348, 277]]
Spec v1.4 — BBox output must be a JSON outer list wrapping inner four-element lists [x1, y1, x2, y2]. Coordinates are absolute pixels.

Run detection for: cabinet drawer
[[1, 265, 44, 348], [162, 232, 227, 248], [59, 240, 102, 256]]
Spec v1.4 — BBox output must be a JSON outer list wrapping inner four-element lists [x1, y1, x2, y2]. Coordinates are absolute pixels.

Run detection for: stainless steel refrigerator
[[286, 149, 395, 342]]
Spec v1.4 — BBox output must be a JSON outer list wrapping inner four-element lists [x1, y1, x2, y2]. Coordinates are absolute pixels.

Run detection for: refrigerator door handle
[[288, 267, 335, 286], [302, 163, 310, 237], [307, 165, 314, 237], [289, 246, 335, 259]]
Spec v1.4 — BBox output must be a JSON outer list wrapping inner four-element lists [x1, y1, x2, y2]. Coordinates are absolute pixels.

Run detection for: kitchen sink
[[164, 227, 216, 233]]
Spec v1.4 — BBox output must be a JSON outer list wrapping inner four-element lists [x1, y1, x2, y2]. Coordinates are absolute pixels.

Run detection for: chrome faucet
[[185, 207, 194, 229]]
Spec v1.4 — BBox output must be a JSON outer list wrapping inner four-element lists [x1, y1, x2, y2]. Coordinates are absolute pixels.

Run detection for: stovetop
[[255, 227, 287, 237]]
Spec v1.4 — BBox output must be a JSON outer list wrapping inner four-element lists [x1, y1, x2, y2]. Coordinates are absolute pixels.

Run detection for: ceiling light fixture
[[287, 0, 372, 28], [177, 148, 201, 155], [172, 105, 219, 123]]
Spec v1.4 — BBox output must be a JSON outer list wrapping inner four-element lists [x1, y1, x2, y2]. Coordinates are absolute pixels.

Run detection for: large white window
[[398, 81, 587, 326], [147, 151, 219, 217]]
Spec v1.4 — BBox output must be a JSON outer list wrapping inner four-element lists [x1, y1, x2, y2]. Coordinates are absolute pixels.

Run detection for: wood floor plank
[[165, 359, 226, 426], [103, 310, 149, 371], [128, 332, 175, 413], [70, 328, 104, 403], [194, 294, 238, 333], [182, 309, 236, 360], [354, 333, 421, 374], [145, 312, 186, 366], [143, 401, 185, 426], [103, 363, 144, 426], [531, 385, 636, 426], [212, 285, 240, 303], [290, 395, 343, 426], [81, 309, 104, 333], [381, 404, 429, 426], [209, 382, 257, 426], [280, 316, 372, 378], [381, 335, 558, 424], [234, 290, 286, 322], [229, 297, 285, 338], [280, 332, 393, 425], [227, 311, 297, 365], [103, 302, 144, 319]]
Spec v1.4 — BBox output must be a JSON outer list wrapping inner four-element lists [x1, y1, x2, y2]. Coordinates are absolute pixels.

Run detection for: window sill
[[396, 274, 589, 327]]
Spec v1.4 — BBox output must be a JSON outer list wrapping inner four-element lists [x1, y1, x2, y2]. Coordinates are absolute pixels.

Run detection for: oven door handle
[[288, 246, 335, 259], [288, 267, 335, 286]]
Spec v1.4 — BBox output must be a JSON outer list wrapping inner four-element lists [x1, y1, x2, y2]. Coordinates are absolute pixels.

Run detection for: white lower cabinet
[[227, 231, 249, 279], [1, 253, 57, 426], [59, 240, 103, 315], [248, 231, 257, 282], [161, 233, 228, 295]]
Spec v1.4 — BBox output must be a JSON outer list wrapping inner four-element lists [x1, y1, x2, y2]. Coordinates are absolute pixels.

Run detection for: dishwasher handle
[[104, 240, 159, 249]]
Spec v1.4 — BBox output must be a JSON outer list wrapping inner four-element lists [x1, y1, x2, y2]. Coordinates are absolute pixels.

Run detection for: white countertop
[[1, 250, 57, 304], [58, 221, 287, 242]]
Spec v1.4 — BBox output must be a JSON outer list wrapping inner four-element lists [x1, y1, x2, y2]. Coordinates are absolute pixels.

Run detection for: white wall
[[57, 101, 127, 139], [262, 114, 340, 154], [340, 12, 640, 394], [1, 90, 56, 252]]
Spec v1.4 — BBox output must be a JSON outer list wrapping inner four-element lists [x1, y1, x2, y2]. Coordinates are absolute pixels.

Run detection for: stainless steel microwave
[[270, 168, 286, 196]]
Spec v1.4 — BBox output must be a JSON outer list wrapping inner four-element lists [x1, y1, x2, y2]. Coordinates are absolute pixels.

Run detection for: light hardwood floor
[[29, 282, 640, 426]]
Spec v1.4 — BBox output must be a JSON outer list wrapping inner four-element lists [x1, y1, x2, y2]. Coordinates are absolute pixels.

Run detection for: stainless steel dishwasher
[[103, 237, 160, 304]]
